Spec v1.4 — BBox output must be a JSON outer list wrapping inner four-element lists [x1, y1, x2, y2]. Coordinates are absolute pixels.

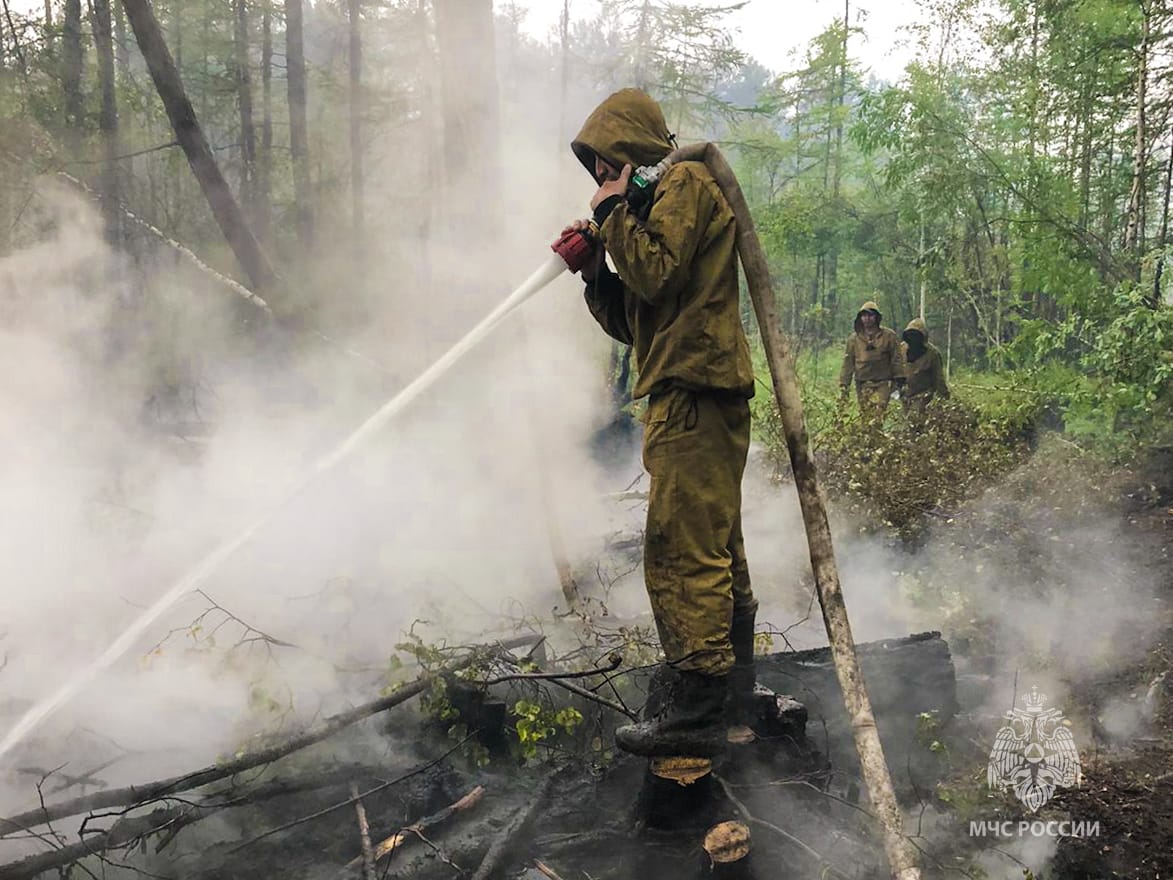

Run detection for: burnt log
[[756, 631, 958, 801]]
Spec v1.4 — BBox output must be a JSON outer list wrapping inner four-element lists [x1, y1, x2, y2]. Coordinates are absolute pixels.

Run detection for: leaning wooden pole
[[120, 0, 278, 294], [672, 143, 921, 880]]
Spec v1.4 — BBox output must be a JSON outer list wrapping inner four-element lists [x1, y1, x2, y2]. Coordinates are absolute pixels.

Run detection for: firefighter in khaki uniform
[[561, 89, 757, 758], [901, 317, 950, 416], [839, 300, 905, 422]]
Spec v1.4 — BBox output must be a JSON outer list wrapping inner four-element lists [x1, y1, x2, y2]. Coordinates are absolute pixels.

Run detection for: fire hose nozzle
[[551, 222, 598, 274]]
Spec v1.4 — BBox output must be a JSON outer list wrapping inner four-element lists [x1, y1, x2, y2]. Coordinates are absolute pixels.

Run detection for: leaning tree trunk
[[92, 0, 121, 244], [120, 0, 277, 294], [2, 0, 30, 77], [285, 0, 313, 247]]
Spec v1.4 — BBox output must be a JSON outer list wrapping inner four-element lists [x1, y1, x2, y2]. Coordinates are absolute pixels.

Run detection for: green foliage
[[916, 709, 947, 756], [1004, 284, 1173, 457], [511, 700, 583, 762]]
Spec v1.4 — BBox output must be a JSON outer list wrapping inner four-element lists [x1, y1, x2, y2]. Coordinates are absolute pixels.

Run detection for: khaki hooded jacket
[[572, 89, 754, 401], [839, 300, 904, 389], [902, 317, 950, 400]]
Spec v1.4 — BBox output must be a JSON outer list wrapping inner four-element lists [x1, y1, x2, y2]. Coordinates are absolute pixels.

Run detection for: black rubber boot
[[616, 669, 728, 757], [728, 608, 758, 726]]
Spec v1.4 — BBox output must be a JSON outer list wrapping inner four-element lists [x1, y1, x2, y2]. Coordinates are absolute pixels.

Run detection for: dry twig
[[346, 785, 484, 870]]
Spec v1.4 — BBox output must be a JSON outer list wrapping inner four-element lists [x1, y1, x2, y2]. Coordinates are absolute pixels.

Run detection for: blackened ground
[[124, 634, 957, 880]]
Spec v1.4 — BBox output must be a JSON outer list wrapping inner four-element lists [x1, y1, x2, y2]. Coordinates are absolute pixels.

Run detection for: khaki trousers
[[642, 388, 757, 675]]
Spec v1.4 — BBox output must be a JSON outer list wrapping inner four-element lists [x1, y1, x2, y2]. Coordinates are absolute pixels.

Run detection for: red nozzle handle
[[551, 225, 596, 274]]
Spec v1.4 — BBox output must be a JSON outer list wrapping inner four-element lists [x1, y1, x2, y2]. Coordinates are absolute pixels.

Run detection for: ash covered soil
[[916, 443, 1173, 879]]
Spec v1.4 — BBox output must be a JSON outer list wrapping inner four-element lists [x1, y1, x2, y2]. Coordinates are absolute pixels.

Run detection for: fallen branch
[[534, 860, 567, 880], [43, 163, 395, 379], [0, 636, 537, 836], [227, 742, 474, 855], [0, 807, 188, 880], [345, 785, 485, 870], [475, 652, 622, 685], [49, 166, 273, 314], [469, 769, 562, 880], [0, 763, 372, 879]]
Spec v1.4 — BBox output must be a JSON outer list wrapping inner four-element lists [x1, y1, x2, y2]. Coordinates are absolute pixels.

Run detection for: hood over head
[[903, 317, 929, 361], [853, 300, 883, 333], [571, 89, 675, 184], [903, 316, 929, 342]]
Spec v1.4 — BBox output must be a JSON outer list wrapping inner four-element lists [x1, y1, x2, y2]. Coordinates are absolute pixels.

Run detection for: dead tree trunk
[[234, 0, 256, 222], [93, 0, 121, 244], [285, 0, 313, 247], [258, 0, 273, 242], [347, 0, 364, 254], [61, 0, 83, 152], [120, 0, 277, 294]]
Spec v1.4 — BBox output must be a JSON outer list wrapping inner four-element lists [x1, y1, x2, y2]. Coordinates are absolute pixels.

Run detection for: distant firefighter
[[901, 317, 950, 416], [839, 300, 905, 422]]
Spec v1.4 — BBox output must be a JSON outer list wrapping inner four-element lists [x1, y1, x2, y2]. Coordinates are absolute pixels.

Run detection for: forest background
[[1, 0, 1171, 458]]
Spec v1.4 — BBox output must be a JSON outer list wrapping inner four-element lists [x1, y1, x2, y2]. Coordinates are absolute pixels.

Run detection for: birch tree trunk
[[1151, 141, 1173, 307]]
